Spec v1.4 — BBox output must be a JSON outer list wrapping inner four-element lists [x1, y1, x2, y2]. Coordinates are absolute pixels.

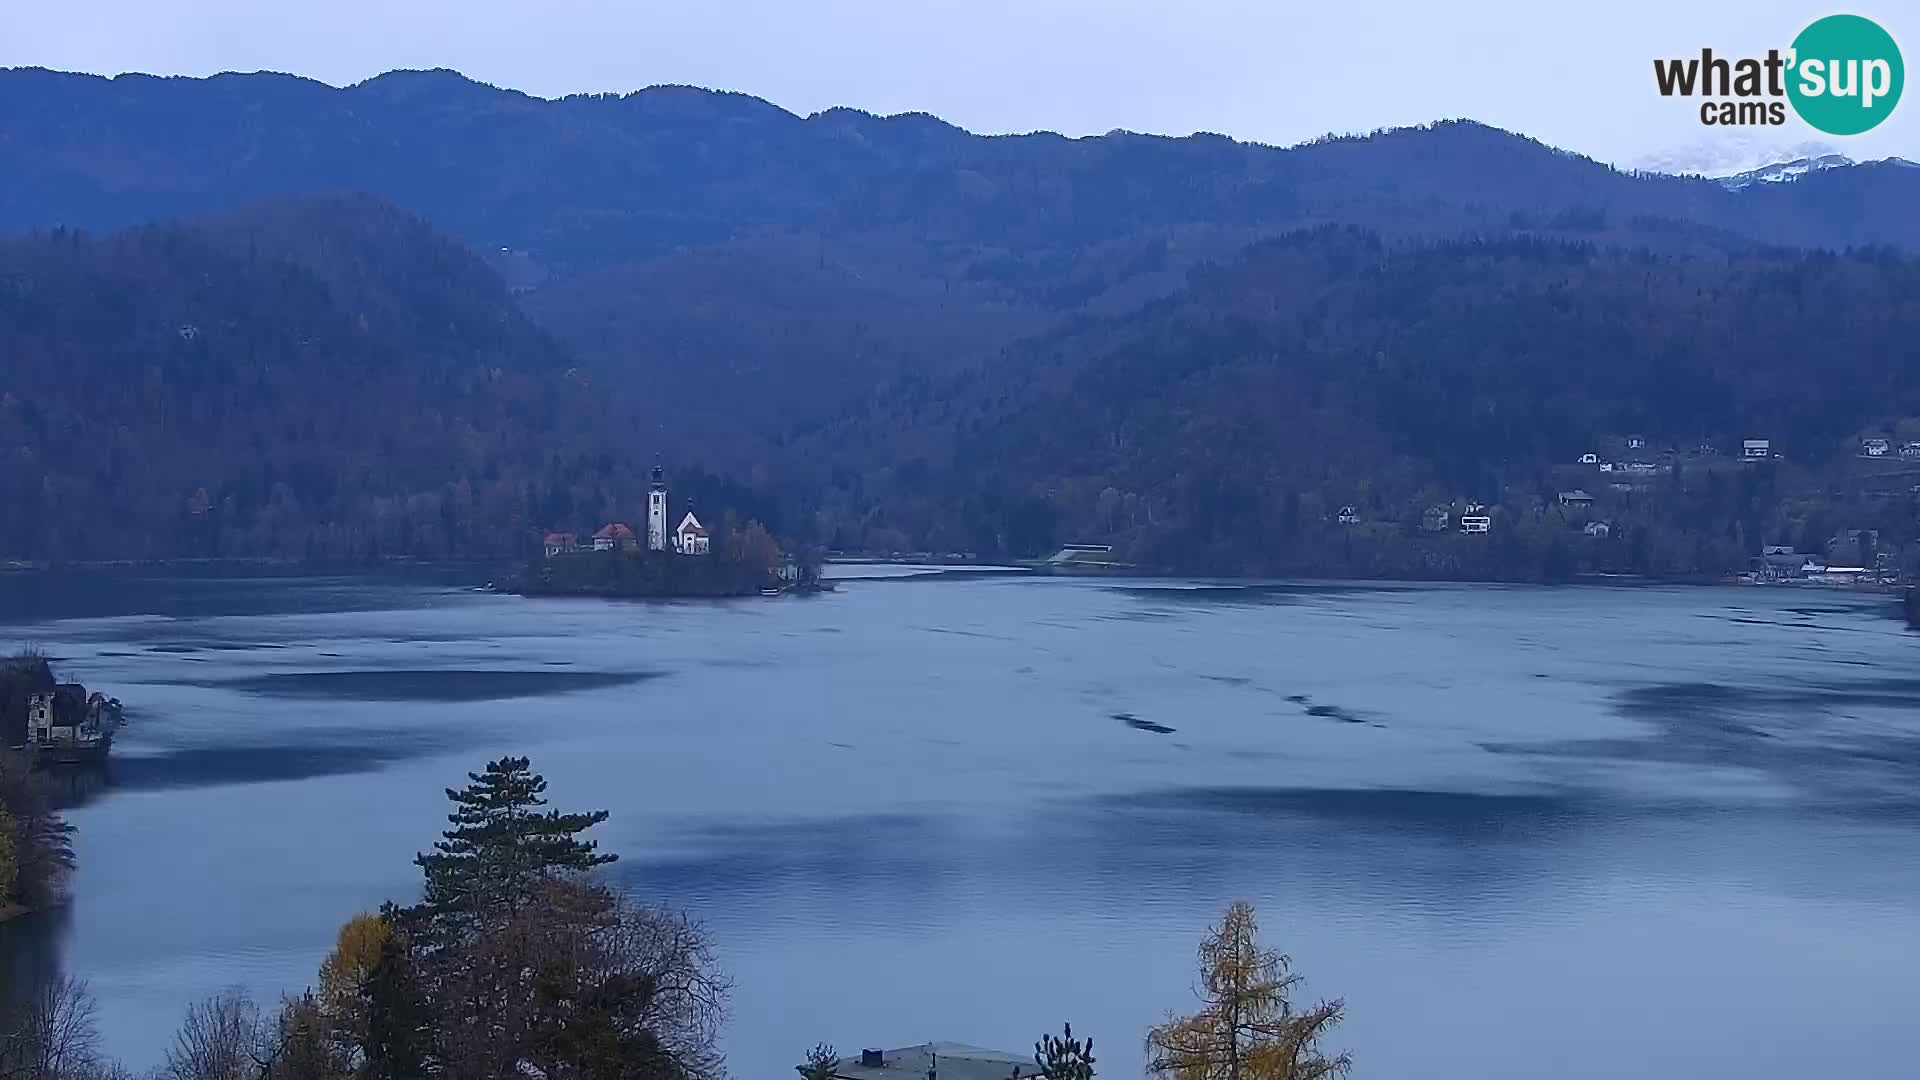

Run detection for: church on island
[[542, 465, 709, 559]]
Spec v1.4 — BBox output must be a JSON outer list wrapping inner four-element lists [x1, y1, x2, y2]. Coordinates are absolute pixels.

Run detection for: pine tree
[[798, 1043, 839, 1080], [412, 756, 615, 928], [359, 905, 433, 1080], [1033, 1024, 1094, 1080]]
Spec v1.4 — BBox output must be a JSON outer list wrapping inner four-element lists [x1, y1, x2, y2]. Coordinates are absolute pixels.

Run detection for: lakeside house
[[1743, 438, 1772, 459], [1336, 505, 1360, 524], [801, 1044, 1032, 1080], [1584, 521, 1612, 538], [1863, 437, 1891, 457], [14, 676, 119, 762], [1558, 489, 1594, 509], [543, 532, 578, 557], [1421, 506, 1450, 533], [1459, 514, 1491, 534]]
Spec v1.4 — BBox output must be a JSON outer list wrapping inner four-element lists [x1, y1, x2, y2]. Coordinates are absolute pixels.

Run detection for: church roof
[[675, 512, 707, 537]]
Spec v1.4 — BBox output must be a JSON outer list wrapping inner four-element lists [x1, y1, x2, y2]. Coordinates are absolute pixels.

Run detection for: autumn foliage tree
[[1145, 902, 1348, 1080]]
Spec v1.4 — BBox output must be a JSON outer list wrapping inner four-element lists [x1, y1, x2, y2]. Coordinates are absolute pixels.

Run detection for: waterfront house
[[542, 532, 578, 558], [1578, 453, 1599, 465], [1743, 439, 1771, 459], [1558, 489, 1595, 508], [1902, 442, 1920, 461], [1584, 521, 1612, 538], [674, 512, 711, 555], [1863, 437, 1891, 457], [1460, 514, 1491, 534], [1421, 506, 1450, 533], [1336, 505, 1360, 524], [28, 683, 113, 760], [801, 1044, 1032, 1080]]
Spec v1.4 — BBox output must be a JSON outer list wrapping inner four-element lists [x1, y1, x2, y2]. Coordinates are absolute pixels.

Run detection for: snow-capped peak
[[1717, 154, 1855, 190]]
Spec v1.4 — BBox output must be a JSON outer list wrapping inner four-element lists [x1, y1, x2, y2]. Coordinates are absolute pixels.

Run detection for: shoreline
[[1, 555, 1910, 595]]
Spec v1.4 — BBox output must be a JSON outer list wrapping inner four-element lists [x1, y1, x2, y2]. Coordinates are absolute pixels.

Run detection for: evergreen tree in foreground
[[1032, 1023, 1095, 1080], [413, 756, 616, 929]]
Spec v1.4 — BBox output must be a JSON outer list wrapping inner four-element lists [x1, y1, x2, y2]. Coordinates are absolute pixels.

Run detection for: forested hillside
[[5, 68, 1920, 467], [784, 230, 1920, 576], [0, 196, 655, 561], [3, 67, 1919, 576]]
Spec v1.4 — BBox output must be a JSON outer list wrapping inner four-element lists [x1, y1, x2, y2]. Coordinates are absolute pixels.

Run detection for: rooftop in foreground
[[812, 1043, 1032, 1080]]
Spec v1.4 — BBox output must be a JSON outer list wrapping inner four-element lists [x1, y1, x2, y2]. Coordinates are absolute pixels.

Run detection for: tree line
[[2, 758, 1351, 1080]]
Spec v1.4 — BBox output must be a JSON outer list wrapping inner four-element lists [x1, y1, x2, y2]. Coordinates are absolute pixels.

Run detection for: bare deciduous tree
[[605, 900, 731, 1080], [0, 975, 105, 1080], [163, 987, 266, 1080]]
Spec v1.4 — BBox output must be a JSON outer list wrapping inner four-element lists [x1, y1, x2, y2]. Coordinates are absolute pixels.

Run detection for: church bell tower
[[646, 464, 668, 552]]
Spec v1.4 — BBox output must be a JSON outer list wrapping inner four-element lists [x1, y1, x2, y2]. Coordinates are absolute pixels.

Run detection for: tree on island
[[1145, 901, 1348, 1080]]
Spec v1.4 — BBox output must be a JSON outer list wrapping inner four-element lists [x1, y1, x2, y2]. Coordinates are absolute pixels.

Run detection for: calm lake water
[[3, 567, 1919, 1078]]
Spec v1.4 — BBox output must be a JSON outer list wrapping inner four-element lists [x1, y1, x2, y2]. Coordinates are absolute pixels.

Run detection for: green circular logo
[[1787, 14, 1904, 135]]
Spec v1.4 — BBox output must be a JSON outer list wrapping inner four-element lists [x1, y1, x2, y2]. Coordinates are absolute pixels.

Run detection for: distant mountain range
[[2, 67, 1918, 574], [1715, 153, 1919, 191]]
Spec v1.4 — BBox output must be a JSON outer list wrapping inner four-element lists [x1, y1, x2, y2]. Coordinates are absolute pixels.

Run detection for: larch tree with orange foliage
[[1145, 901, 1349, 1080]]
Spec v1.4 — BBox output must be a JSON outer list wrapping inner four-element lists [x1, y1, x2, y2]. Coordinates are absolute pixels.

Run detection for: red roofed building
[[542, 531, 578, 558], [592, 523, 638, 551]]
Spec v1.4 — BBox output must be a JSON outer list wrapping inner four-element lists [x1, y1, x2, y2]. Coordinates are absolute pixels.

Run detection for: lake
[[3, 566, 1918, 1078]]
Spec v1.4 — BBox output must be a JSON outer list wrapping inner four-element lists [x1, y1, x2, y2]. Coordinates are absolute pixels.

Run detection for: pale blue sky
[[4, 0, 1914, 173]]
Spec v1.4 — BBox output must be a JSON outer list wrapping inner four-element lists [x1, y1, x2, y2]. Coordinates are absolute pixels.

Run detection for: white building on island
[[674, 512, 710, 555], [647, 464, 669, 552]]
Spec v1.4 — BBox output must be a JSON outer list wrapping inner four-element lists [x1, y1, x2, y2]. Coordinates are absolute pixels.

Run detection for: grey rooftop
[[816, 1043, 1033, 1080]]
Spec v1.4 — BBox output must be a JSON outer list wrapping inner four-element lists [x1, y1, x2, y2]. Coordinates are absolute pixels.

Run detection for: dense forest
[[782, 230, 1920, 575], [0, 197, 779, 561], [2, 67, 1918, 577], [4, 68, 1919, 462]]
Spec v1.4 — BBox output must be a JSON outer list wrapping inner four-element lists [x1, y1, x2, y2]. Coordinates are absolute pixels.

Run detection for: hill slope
[[6, 67, 1920, 470], [0, 195, 635, 561], [789, 229, 1920, 575]]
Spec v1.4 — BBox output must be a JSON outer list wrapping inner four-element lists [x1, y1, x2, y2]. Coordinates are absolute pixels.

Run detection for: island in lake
[[509, 465, 822, 598]]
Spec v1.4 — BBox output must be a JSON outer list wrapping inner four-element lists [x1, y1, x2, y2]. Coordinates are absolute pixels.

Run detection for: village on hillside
[[1310, 431, 1920, 587]]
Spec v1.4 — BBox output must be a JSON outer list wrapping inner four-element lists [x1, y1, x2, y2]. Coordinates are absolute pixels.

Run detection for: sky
[[4, 0, 1915, 174]]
